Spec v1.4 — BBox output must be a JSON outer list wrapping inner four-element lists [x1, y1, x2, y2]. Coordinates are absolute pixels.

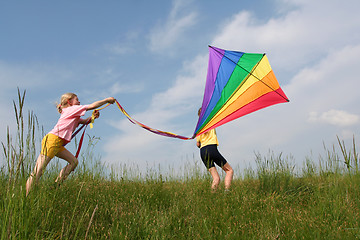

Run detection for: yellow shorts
[[41, 134, 67, 158]]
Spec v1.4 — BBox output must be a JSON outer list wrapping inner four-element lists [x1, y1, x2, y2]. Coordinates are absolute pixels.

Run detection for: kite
[[85, 46, 289, 142], [194, 45, 289, 137]]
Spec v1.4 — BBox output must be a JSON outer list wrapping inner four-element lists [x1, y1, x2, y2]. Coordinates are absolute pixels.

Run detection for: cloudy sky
[[1, 0, 360, 177]]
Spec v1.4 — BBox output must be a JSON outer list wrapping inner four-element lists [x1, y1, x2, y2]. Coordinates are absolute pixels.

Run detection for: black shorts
[[200, 144, 227, 169]]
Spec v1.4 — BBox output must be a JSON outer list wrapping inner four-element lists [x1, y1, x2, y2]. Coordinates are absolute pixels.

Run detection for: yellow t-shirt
[[196, 129, 219, 148]]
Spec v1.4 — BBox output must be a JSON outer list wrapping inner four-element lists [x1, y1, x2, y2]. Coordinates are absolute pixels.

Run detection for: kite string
[[209, 45, 289, 102]]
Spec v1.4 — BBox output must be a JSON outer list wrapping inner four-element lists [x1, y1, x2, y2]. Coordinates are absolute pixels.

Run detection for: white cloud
[[148, 0, 198, 53], [150, 55, 207, 112], [308, 110, 360, 127], [211, 0, 360, 75]]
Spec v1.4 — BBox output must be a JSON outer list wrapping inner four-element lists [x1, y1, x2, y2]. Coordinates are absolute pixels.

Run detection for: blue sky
[[1, 0, 360, 177]]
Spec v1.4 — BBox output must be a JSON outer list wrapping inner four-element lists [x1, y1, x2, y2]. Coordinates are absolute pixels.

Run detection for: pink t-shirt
[[49, 105, 89, 142]]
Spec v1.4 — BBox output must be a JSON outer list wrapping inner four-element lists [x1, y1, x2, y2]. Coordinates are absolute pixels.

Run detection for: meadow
[[1, 90, 360, 239]]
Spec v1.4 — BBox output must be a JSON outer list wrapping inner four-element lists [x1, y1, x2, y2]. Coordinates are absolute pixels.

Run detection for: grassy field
[[2, 154, 360, 239], [1, 90, 360, 239]]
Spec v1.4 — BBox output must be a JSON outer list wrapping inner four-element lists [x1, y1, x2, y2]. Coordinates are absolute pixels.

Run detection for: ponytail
[[57, 93, 77, 113], [57, 104, 63, 113]]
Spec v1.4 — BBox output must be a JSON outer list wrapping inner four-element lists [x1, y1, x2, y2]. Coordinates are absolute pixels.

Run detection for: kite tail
[[69, 98, 194, 159], [114, 100, 194, 140]]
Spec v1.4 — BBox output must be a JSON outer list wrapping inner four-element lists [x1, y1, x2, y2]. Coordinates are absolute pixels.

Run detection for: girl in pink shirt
[[26, 93, 115, 196]]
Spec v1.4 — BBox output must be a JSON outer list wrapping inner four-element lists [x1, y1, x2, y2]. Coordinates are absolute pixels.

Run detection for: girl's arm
[[79, 117, 92, 125], [87, 97, 115, 110]]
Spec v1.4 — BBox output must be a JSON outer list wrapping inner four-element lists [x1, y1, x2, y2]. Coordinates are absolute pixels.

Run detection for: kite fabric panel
[[110, 46, 288, 140], [193, 45, 289, 137]]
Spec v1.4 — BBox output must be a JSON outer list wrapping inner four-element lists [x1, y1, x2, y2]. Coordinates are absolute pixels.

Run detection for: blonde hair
[[57, 93, 77, 113]]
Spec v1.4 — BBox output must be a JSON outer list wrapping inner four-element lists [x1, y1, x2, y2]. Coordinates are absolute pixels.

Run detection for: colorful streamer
[[114, 100, 191, 140]]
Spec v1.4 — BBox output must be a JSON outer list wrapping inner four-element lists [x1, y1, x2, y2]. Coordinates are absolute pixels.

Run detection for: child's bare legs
[[208, 167, 220, 190], [26, 154, 52, 196], [26, 149, 78, 196], [55, 149, 78, 183], [222, 163, 234, 190], [209, 163, 234, 191]]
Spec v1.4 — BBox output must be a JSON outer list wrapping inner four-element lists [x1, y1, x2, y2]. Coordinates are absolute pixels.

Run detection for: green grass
[[1, 89, 360, 239], [2, 162, 360, 239]]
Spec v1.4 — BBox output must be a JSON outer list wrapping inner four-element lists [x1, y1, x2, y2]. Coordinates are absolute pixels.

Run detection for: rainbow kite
[[112, 46, 289, 140], [194, 46, 289, 137]]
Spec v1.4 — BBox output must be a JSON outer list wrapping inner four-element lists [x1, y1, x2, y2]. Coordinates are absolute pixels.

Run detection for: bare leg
[[26, 154, 52, 196], [208, 167, 220, 190], [55, 149, 78, 183], [221, 163, 234, 190]]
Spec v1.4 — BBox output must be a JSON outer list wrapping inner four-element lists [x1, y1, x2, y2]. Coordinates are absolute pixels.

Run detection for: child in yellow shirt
[[196, 109, 233, 191]]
